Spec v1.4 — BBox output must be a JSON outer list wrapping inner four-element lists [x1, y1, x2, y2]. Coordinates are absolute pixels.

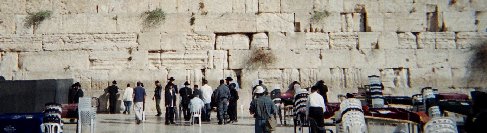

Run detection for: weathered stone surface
[[115, 14, 142, 33], [256, 13, 294, 32], [86, 14, 117, 33], [314, 0, 343, 12], [282, 68, 300, 88], [258, 0, 280, 13], [216, 34, 250, 50], [15, 15, 33, 34], [129, 50, 149, 69], [229, 49, 321, 69], [152, 13, 192, 33], [89, 51, 131, 70], [379, 0, 413, 13], [257, 69, 283, 89], [108, 69, 168, 88], [310, 11, 342, 32], [19, 51, 90, 72], [358, 32, 380, 49], [0, 0, 26, 14], [443, 11, 477, 32], [159, 50, 208, 69], [268, 32, 303, 50], [378, 32, 399, 49], [13, 71, 74, 80], [329, 32, 358, 50], [350, 49, 386, 68], [280, 0, 313, 13], [299, 69, 318, 88], [204, 69, 223, 87], [416, 49, 449, 68], [478, 11, 487, 32], [432, 66, 453, 88], [384, 49, 417, 68], [448, 49, 473, 69], [0, 52, 18, 80], [397, 32, 417, 49], [194, 13, 257, 32], [0, 14, 15, 34], [183, 32, 215, 50], [204, 0, 233, 14], [456, 32, 487, 49], [409, 67, 435, 88], [244, 0, 258, 13], [250, 33, 269, 49], [321, 50, 351, 68], [472, 0, 487, 11], [417, 32, 456, 49], [42, 34, 138, 51], [61, 14, 88, 33], [304, 33, 329, 50], [366, 12, 426, 32], [380, 68, 410, 90], [208, 50, 228, 69], [0, 35, 42, 52]]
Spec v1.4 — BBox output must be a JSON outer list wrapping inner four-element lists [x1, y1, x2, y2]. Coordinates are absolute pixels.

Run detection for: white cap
[[254, 86, 264, 94]]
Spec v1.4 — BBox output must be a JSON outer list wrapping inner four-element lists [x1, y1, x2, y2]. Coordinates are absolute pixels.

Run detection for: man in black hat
[[226, 77, 239, 123], [164, 81, 177, 125], [179, 81, 193, 121], [153, 80, 163, 116], [165, 77, 178, 94], [74, 82, 84, 104], [107, 80, 119, 114]]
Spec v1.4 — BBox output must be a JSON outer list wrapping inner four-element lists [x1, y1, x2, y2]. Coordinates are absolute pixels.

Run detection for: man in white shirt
[[200, 79, 213, 122], [307, 86, 326, 132], [122, 84, 133, 114]]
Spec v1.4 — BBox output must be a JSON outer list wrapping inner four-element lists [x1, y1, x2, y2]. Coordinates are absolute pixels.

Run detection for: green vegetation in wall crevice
[[311, 10, 330, 24], [141, 8, 166, 28], [24, 10, 52, 29]]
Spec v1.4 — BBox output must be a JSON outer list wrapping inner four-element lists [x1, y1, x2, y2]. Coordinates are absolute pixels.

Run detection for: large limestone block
[[146, 32, 215, 51], [42, 34, 138, 51], [282, 69, 300, 88], [257, 69, 284, 89], [0, 52, 18, 80], [416, 49, 449, 68], [342, 0, 365, 13], [378, 32, 399, 49], [159, 0, 178, 13], [89, 51, 131, 70], [216, 34, 250, 50], [203, 0, 232, 14], [193, 13, 257, 32], [0, 35, 42, 52], [182, 32, 215, 50], [350, 49, 386, 68], [409, 68, 435, 88], [232, 0, 246, 13], [268, 32, 304, 50], [244, 0, 258, 13], [299, 69, 319, 88], [208, 50, 228, 69], [204, 69, 224, 88], [258, 0, 280, 13], [167, 69, 188, 86], [61, 14, 88, 33], [451, 68, 468, 87], [19, 51, 90, 72], [0, 0, 26, 14], [329, 67, 346, 89], [14, 71, 74, 80], [229, 49, 321, 69], [366, 12, 426, 32], [329, 32, 358, 50], [344, 68, 366, 89], [310, 11, 342, 32], [129, 50, 149, 70], [314, 0, 343, 12], [35, 14, 63, 34], [52, 0, 95, 14], [228, 50, 250, 69], [384, 49, 417, 68], [148, 53, 162, 69], [379, 0, 413, 13], [417, 32, 456, 49], [365, 12, 384, 32], [456, 32, 487, 49], [294, 12, 312, 32], [256, 13, 294, 32], [432, 67, 453, 88], [380, 68, 410, 90], [472, 0, 487, 11], [280, 0, 313, 13], [448, 49, 473, 69], [250, 33, 269, 49], [358, 32, 380, 49], [155, 13, 192, 33], [160, 50, 208, 69], [304, 33, 330, 50], [397, 32, 418, 49], [86, 14, 117, 33], [477, 12, 487, 32], [441, 0, 473, 12], [116, 14, 142, 33], [0, 14, 15, 34], [321, 49, 352, 68], [443, 11, 477, 32], [138, 32, 161, 50]]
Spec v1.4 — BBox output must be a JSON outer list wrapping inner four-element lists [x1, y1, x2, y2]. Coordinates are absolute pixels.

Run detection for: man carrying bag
[[250, 86, 277, 133]]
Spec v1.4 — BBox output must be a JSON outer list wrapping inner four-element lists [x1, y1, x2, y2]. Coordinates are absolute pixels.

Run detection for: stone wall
[[1, 0, 486, 113]]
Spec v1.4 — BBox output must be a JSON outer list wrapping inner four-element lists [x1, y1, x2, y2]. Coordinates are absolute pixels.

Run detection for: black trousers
[[181, 103, 191, 121], [309, 107, 325, 133], [228, 102, 238, 121], [165, 107, 175, 123], [109, 96, 117, 114]]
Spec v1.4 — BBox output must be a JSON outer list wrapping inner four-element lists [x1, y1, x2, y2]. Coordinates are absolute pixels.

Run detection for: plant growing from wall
[[24, 10, 52, 28], [142, 8, 166, 28], [311, 10, 330, 23], [247, 48, 277, 69]]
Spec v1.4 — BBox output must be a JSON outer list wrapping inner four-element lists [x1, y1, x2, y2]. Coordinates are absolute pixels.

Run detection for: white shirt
[[200, 84, 213, 104], [307, 91, 326, 113], [189, 97, 205, 112], [122, 87, 133, 102]]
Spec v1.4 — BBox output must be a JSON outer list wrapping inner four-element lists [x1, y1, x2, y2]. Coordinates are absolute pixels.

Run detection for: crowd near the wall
[[68, 77, 330, 133]]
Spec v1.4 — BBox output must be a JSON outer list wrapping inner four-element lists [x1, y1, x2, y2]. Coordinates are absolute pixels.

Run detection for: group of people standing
[[105, 76, 240, 125]]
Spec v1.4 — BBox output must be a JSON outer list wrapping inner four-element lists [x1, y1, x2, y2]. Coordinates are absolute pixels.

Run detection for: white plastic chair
[[41, 123, 62, 133], [191, 108, 202, 126], [78, 97, 96, 133]]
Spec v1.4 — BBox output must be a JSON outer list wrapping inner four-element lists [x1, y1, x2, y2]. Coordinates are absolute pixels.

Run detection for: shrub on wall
[[311, 10, 330, 23], [24, 10, 52, 28], [142, 8, 166, 28], [247, 48, 276, 69]]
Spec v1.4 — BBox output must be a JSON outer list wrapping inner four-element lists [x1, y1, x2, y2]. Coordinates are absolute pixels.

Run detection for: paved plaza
[[64, 114, 298, 133]]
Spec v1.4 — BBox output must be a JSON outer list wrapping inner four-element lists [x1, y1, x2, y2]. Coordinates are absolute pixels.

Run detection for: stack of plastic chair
[[42, 103, 63, 133], [368, 75, 384, 108], [422, 87, 441, 117], [78, 97, 96, 133], [424, 117, 458, 133], [412, 94, 425, 112], [339, 98, 367, 133]]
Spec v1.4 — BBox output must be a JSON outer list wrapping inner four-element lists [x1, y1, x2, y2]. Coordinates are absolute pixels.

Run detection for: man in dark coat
[[179, 81, 193, 121], [193, 85, 202, 99], [165, 77, 178, 94], [315, 80, 328, 103], [74, 82, 84, 103], [226, 77, 239, 123], [165, 82, 177, 125], [153, 80, 163, 116], [214, 79, 231, 125], [107, 80, 119, 114]]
